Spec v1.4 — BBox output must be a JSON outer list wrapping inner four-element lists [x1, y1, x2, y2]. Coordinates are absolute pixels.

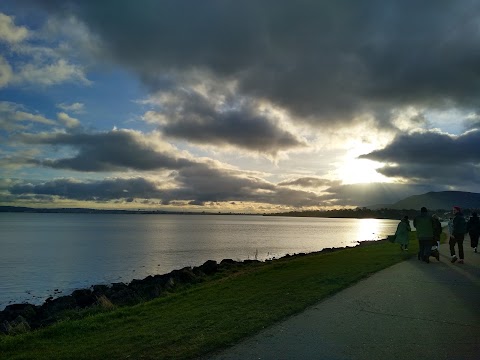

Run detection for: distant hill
[[369, 191, 480, 211]]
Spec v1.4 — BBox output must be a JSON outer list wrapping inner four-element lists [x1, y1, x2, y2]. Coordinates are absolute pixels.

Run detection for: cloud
[[16, 129, 197, 172], [0, 12, 91, 88], [143, 86, 305, 154], [14, 59, 91, 86], [26, 1, 480, 128], [0, 55, 13, 87], [5, 169, 444, 208], [0, 154, 37, 170], [0, 101, 56, 131], [6, 169, 329, 208], [0, 13, 29, 43], [9, 177, 163, 201], [278, 177, 341, 188], [361, 130, 480, 165], [5, 124, 326, 206], [360, 130, 480, 184], [57, 112, 80, 128], [56, 102, 85, 113]]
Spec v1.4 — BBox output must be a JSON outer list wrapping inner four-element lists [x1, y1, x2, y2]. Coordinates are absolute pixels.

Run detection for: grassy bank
[[0, 236, 419, 360]]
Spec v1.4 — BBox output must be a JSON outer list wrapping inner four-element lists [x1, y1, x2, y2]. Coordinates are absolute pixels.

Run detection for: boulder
[[170, 267, 197, 284], [91, 284, 109, 297], [71, 289, 96, 308], [198, 260, 218, 275], [42, 295, 76, 314], [220, 259, 238, 265], [2, 303, 37, 322]]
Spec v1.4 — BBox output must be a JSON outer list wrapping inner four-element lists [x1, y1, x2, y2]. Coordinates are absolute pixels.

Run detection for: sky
[[1, 0, 479, 213]]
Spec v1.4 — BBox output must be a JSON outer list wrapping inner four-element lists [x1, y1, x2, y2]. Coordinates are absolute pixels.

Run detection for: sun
[[336, 157, 390, 185]]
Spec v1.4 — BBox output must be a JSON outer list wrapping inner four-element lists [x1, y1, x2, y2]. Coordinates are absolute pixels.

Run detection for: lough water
[[0, 213, 399, 310]]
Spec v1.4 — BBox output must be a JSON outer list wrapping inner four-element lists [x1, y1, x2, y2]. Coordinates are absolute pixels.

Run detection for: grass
[[0, 234, 422, 360]]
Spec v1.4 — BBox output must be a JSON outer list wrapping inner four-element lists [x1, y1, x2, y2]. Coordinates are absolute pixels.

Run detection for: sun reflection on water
[[354, 218, 383, 244]]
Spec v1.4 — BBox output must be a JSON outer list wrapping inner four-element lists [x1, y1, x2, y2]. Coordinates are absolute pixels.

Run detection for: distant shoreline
[[1, 205, 455, 220], [0, 206, 257, 216]]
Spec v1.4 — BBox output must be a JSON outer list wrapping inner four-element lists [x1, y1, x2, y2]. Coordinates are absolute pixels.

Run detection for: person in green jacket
[[413, 207, 434, 263], [450, 206, 467, 264], [395, 216, 411, 251]]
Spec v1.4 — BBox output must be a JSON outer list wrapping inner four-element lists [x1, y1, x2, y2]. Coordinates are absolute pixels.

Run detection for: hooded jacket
[[413, 212, 433, 240], [452, 211, 467, 235]]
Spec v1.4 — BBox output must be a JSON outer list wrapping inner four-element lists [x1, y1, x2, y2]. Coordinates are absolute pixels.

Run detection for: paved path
[[207, 242, 480, 360]]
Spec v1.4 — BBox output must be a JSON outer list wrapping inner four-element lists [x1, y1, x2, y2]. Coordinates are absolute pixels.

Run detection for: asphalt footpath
[[206, 241, 480, 360]]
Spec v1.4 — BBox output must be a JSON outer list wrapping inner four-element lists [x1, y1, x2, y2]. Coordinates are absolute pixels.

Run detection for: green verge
[[0, 234, 421, 360]]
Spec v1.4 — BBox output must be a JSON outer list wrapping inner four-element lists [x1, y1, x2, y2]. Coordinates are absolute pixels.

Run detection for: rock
[[1, 303, 37, 322], [42, 295, 76, 314], [110, 282, 128, 292], [108, 287, 138, 305], [91, 285, 109, 297], [170, 267, 197, 284], [198, 260, 218, 275], [71, 289, 96, 308], [1, 254, 281, 333], [220, 259, 237, 265], [128, 277, 164, 300]]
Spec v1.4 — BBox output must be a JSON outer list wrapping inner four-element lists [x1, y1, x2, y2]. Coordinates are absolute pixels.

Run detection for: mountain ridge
[[368, 191, 480, 210]]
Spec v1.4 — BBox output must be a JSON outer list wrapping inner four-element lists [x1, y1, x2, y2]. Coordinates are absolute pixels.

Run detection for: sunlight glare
[[337, 158, 390, 185]]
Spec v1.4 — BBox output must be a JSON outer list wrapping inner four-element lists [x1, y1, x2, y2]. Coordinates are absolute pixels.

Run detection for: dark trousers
[[418, 239, 432, 259], [449, 233, 465, 259], [470, 233, 479, 248]]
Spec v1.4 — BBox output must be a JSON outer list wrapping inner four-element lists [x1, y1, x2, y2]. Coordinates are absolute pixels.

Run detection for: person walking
[[467, 212, 480, 253], [447, 217, 454, 237], [450, 206, 467, 264], [413, 207, 434, 263], [431, 214, 442, 261], [395, 216, 411, 251]]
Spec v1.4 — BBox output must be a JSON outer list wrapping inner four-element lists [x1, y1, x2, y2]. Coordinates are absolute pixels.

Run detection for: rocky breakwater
[[0, 258, 260, 335], [0, 240, 386, 336]]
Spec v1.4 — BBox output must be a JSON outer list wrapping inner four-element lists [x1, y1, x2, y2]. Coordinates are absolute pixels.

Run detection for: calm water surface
[[0, 213, 399, 309]]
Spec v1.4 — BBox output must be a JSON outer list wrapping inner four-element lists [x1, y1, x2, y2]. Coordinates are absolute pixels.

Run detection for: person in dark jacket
[[450, 206, 467, 264], [467, 212, 480, 253], [413, 207, 434, 263]]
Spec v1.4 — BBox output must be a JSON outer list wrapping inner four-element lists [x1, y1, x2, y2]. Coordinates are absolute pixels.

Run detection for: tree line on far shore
[[265, 207, 460, 220]]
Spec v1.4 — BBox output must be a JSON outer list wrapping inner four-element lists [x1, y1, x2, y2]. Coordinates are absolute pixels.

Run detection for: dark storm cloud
[[360, 130, 480, 165], [360, 130, 480, 184], [10, 177, 162, 201], [163, 163, 325, 207], [378, 163, 480, 186], [26, 0, 480, 126], [6, 168, 446, 207], [16, 130, 195, 172], [6, 128, 325, 206], [7, 164, 329, 207], [148, 89, 305, 154]]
